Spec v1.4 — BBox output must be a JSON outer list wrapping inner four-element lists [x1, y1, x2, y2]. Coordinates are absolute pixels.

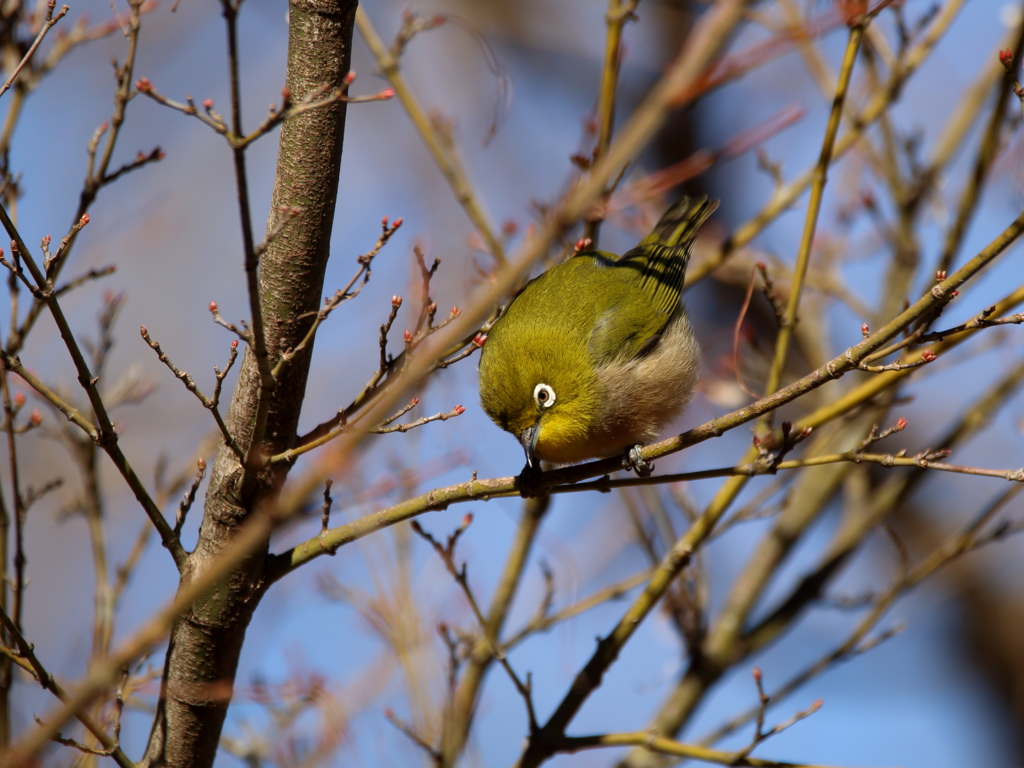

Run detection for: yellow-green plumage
[[479, 196, 718, 466]]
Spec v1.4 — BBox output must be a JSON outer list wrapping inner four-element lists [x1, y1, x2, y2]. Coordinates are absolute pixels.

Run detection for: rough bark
[[141, 1, 357, 765]]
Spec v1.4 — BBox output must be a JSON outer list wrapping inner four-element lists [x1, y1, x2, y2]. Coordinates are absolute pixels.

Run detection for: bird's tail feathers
[[645, 196, 719, 248]]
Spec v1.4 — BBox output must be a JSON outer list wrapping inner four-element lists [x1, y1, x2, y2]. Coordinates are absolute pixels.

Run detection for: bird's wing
[[587, 197, 717, 365]]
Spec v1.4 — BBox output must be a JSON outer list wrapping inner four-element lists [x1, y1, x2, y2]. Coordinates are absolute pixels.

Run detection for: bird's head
[[479, 335, 601, 467]]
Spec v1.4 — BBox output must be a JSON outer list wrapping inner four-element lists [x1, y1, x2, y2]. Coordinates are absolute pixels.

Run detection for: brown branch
[[0, 607, 134, 768], [685, 0, 969, 288], [581, 0, 640, 244], [0, 205, 185, 569], [355, 8, 506, 265], [761, 15, 867, 414], [555, 730, 846, 768]]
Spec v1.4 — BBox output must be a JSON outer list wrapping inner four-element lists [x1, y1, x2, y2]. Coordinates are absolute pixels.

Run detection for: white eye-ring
[[534, 383, 556, 409]]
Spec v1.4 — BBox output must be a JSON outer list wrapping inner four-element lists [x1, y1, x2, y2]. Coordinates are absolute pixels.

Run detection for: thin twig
[[140, 327, 243, 460], [411, 518, 540, 734], [273, 216, 401, 378], [175, 458, 206, 535], [372, 404, 465, 434], [0, 1, 70, 100]]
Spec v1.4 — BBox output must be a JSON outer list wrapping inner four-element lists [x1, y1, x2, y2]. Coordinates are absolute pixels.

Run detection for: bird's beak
[[519, 423, 540, 468]]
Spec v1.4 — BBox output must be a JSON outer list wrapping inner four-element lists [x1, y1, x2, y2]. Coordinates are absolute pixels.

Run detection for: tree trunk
[[141, 1, 357, 765]]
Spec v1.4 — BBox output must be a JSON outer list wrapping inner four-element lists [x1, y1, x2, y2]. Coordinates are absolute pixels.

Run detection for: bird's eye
[[533, 383, 556, 409]]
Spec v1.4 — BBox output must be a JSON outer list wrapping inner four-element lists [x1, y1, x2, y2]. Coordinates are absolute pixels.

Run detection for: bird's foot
[[623, 445, 654, 477], [517, 463, 549, 498]]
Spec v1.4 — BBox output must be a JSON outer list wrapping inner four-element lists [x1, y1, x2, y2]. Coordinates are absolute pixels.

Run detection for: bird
[[478, 196, 717, 474]]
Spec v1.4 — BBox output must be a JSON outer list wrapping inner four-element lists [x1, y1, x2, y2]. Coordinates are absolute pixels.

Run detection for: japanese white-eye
[[478, 196, 717, 469]]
